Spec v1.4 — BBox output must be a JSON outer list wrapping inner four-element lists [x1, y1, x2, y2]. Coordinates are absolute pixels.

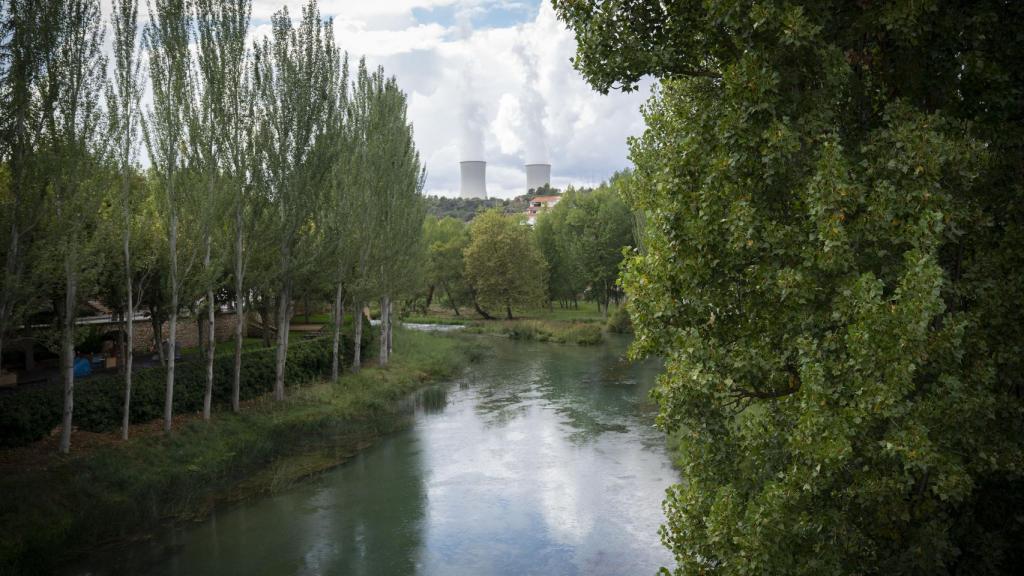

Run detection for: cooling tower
[[526, 163, 551, 193], [460, 161, 487, 199]]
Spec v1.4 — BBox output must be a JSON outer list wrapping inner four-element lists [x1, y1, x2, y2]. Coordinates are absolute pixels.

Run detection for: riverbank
[[0, 329, 485, 575], [404, 301, 625, 345]]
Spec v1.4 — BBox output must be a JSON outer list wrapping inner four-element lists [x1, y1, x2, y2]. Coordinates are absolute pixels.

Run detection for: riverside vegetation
[[0, 328, 485, 575]]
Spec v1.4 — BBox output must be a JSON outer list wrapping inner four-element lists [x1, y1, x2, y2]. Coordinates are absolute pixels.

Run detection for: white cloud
[[104, 0, 650, 197]]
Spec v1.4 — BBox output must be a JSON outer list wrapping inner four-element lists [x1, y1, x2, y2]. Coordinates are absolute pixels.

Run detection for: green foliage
[[557, 1, 1024, 574], [0, 329, 482, 575], [465, 318, 603, 346], [605, 305, 632, 334], [0, 331, 370, 447], [534, 179, 634, 310], [463, 210, 547, 318], [422, 195, 525, 221], [423, 215, 471, 313]]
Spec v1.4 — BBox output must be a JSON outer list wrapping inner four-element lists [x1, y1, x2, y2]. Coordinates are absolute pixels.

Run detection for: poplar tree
[[0, 0, 59, 377], [106, 0, 142, 440], [344, 59, 373, 373], [192, 0, 250, 419], [38, 0, 106, 453], [323, 55, 354, 382], [364, 69, 425, 366], [253, 0, 338, 399], [142, 0, 192, 432]]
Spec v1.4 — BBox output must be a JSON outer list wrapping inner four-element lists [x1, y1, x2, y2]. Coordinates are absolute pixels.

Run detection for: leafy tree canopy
[[554, 1, 1024, 574], [463, 210, 547, 319]]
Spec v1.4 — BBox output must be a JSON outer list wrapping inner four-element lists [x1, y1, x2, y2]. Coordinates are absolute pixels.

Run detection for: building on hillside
[[525, 195, 561, 225]]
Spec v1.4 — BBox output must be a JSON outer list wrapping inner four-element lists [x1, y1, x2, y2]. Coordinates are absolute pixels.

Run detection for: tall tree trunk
[[473, 293, 494, 320], [387, 299, 394, 356], [331, 282, 343, 382], [379, 296, 390, 366], [59, 257, 77, 454], [203, 290, 215, 420], [442, 283, 460, 316], [151, 311, 165, 367], [351, 301, 363, 372], [424, 285, 434, 312], [202, 232, 215, 421], [506, 302, 513, 320], [197, 315, 204, 358], [232, 199, 245, 412], [273, 284, 290, 400], [603, 281, 610, 319], [259, 298, 272, 347], [164, 208, 178, 433], [0, 221, 21, 377], [122, 214, 134, 440]]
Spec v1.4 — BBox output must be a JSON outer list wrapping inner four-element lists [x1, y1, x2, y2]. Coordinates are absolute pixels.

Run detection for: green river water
[[71, 335, 677, 575]]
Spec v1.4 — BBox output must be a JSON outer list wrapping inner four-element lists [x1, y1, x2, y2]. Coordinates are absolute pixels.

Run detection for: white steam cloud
[[514, 40, 549, 165], [457, 6, 486, 161]]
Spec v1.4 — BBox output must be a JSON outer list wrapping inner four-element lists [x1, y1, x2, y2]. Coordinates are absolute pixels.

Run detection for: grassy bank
[[462, 318, 604, 345], [403, 301, 622, 345], [0, 329, 485, 575]]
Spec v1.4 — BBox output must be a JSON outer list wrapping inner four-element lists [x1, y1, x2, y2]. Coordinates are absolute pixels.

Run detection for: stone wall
[[128, 312, 240, 353]]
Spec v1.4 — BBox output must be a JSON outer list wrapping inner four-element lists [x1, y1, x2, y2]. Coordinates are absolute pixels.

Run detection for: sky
[[122, 0, 653, 198]]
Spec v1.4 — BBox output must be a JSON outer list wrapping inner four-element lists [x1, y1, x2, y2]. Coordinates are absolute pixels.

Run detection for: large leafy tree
[[143, 0, 193, 432], [423, 215, 471, 316], [38, 0, 107, 454], [107, 0, 143, 440], [555, 1, 1024, 574], [363, 66, 425, 366], [464, 210, 546, 320], [563, 184, 632, 314], [252, 0, 339, 400]]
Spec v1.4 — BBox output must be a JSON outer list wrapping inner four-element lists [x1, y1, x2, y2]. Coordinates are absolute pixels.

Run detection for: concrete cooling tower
[[526, 163, 551, 193], [460, 161, 487, 199]]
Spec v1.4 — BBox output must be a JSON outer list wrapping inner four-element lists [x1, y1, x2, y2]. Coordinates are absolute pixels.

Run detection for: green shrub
[[0, 329, 373, 447], [605, 305, 633, 334]]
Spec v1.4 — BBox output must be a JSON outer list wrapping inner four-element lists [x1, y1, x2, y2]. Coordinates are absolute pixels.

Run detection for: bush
[[0, 329, 373, 448], [605, 305, 633, 334]]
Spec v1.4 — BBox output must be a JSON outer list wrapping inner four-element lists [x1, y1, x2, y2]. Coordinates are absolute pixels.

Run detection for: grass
[[0, 328, 486, 575], [462, 318, 604, 345], [400, 301, 616, 345]]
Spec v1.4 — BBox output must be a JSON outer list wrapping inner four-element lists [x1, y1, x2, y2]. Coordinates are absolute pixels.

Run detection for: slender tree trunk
[[0, 222, 21, 377], [232, 198, 245, 412], [259, 298, 272, 347], [442, 283, 460, 316], [164, 208, 178, 433], [273, 284, 290, 400], [59, 258, 77, 454], [387, 299, 394, 356], [331, 282, 343, 382], [379, 295, 390, 366], [351, 301, 363, 372], [473, 294, 494, 320], [197, 315, 204, 358], [122, 216, 134, 440], [506, 302, 513, 320], [202, 232, 215, 421], [152, 311, 165, 367], [424, 285, 434, 312], [603, 281, 610, 319], [203, 290, 215, 420]]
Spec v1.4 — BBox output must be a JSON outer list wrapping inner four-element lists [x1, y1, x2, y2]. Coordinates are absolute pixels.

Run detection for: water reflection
[[69, 336, 675, 576]]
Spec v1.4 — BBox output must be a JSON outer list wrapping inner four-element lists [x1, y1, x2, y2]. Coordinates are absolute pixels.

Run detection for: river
[[71, 335, 677, 575]]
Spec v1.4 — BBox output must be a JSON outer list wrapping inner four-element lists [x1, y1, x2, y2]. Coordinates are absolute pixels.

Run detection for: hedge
[[0, 329, 372, 448]]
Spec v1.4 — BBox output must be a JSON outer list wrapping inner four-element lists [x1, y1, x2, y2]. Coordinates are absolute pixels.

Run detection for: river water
[[73, 335, 676, 576]]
